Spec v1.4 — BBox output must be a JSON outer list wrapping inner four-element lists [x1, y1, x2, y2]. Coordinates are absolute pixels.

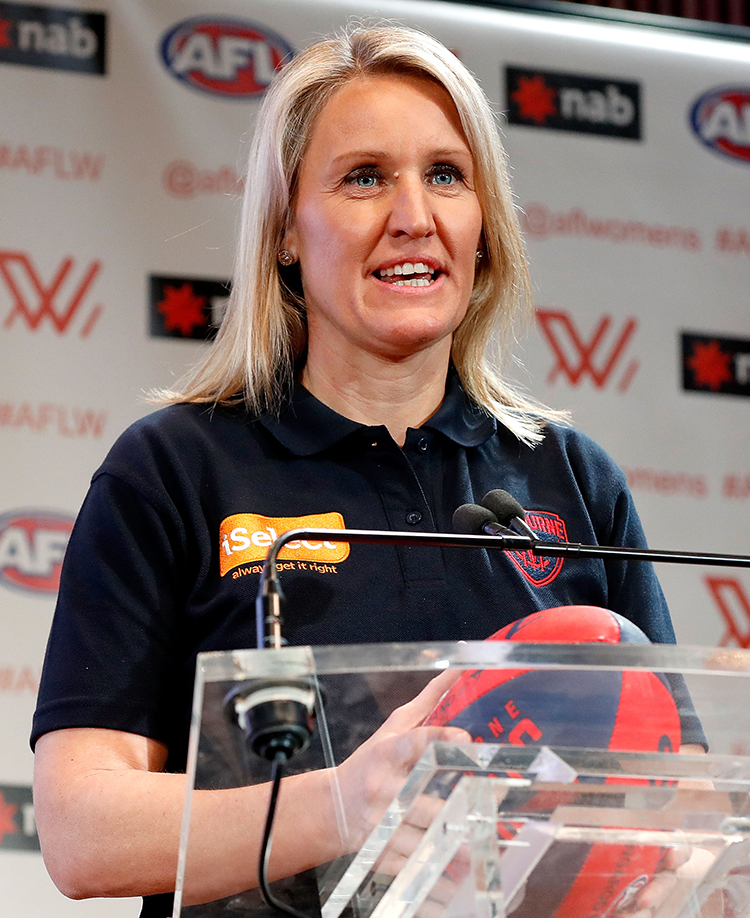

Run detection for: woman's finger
[[384, 668, 466, 732]]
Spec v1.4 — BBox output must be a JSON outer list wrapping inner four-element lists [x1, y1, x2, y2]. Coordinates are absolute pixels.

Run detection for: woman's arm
[[33, 670, 468, 905]]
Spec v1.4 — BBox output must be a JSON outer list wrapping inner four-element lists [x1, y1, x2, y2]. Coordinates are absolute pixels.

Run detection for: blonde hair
[[158, 24, 565, 444]]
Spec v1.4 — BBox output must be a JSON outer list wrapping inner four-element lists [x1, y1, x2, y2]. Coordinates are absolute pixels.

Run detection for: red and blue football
[[423, 606, 682, 918], [424, 605, 681, 753]]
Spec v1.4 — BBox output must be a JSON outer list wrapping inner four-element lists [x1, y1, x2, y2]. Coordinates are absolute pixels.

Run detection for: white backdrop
[[1, 0, 749, 913]]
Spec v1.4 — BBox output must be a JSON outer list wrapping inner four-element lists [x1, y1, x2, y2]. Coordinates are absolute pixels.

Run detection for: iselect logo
[[506, 67, 641, 140], [219, 512, 349, 576]]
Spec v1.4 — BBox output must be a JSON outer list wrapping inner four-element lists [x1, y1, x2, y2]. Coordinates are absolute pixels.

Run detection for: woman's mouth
[[376, 262, 439, 287]]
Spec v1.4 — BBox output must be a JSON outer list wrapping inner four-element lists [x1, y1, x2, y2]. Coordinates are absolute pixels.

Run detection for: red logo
[[149, 274, 230, 341], [0, 785, 38, 850], [512, 74, 557, 124], [0, 790, 18, 845], [0, 510, 74, 594], [537, 309, 639, 391], [163, 159, 243, 198], [706, 576, 750, 648], [0, 401, 106, 437], [0, 144, 104, 180], [160, 17, 293, 99], [507, 510, 567, 586], [0, 251, 102, 336], [691, 87, 750, 165], [686, 340, 733, 390], [681, 333, 750, 397]]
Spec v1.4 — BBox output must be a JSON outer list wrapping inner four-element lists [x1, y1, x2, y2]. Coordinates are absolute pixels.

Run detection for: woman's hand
[[334, 668, 470, 850]]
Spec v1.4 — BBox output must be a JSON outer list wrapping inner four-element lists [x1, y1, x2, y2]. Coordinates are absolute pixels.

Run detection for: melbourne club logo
[[149, 274, 230, 341], [508, 510, 567, 586], [536, 309, 639, 392], [690, 87, 750, 166], [160, 17, 293, 99], [0, 510, 74, 594], [506, 67, 641, 140], [0, 251, 103, 337], [681, 332, 750, 397], [0, 1, 106, 74], [0, 785, 38, 851], [706, 576, 750, 648]]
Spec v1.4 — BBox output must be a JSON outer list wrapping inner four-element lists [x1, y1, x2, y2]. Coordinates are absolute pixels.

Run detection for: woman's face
[[284, 73, 483, 365]]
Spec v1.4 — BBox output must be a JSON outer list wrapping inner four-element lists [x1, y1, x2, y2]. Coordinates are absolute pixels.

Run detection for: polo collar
[[258, 370, 496, 456]]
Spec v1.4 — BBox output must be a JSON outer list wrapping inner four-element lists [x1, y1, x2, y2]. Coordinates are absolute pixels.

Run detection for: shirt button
[[416, 437, 429, 453], [406, 510, 423, 525]]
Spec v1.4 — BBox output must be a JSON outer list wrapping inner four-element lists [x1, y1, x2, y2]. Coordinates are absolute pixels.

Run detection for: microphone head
[[452, 503, 497, 534], [482, 489, 526, 525]]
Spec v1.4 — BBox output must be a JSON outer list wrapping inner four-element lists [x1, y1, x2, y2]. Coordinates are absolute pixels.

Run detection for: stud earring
[[278, 250, 296, 266], [475, 250, 483, 262]]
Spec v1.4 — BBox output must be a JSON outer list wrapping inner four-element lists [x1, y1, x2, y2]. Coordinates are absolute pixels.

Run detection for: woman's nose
[[387, 175, 436, 239]]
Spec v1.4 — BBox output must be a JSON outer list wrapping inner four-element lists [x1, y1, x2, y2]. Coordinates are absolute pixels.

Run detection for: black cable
[[258, 752, 311, 918]]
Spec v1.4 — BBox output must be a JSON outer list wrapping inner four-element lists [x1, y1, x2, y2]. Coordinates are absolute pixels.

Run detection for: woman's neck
[[301, 344, 451, 447]]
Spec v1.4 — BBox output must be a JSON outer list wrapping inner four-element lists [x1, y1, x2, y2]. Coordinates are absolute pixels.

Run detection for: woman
[[32, 24, 695, 917]]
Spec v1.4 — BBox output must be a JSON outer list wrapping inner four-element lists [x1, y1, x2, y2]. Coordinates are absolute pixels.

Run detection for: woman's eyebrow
[[329, 147, 473, 166]]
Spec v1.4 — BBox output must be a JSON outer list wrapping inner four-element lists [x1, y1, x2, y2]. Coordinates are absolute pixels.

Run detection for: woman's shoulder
[[109, 401, 253, 453], [93, 402, 260, 496], [542, 422, 624, 473]]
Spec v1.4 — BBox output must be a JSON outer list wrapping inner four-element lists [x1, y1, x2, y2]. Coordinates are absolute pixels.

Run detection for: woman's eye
[[429, 164, 463, 186], [345, 168, 380, 188]]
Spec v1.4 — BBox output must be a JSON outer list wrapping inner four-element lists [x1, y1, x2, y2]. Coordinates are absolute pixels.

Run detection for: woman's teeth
[[376, 262, 437, 286]]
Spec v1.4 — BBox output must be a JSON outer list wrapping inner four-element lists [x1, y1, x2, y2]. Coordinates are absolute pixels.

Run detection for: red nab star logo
[[686, 339, 733, 391], [158, 283, 208, 336], [511, 75, 557, 124], [0, 17, 13, 48], [507, 510, 567, 586], [0, 790, 18, 844]]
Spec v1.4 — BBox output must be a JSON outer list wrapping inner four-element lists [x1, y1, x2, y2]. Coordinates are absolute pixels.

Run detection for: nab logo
[[537, 309, 639, 392], [0, 251, 103, 336], [0, 785, 38, 851], [690, 87, 750, 166], [0, 1, 106, 75], [160, 17, 293, 99], [506, 67, 641, 140], [706, 576, 750, 648], [149, 274, 230, 341], [682, 332, 750, 397], [0, 510, 74, 594]]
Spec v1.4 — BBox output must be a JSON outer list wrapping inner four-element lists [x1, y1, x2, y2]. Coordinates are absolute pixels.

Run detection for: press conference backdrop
[[0, 0, 748, 912]]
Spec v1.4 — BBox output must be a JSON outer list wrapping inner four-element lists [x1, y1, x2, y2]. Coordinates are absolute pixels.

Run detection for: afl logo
[[690, 87, 750, 165], [0, 510, 74, 595], [160, 18, 293, 99]]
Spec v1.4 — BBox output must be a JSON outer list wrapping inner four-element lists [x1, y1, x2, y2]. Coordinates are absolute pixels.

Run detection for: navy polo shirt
[[33, 372, 678, 772], [32, 373, 698, 918]]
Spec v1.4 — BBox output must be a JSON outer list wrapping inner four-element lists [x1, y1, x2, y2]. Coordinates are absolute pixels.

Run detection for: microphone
[[482, 489, 537, 540], [452, 502, 518, 537]]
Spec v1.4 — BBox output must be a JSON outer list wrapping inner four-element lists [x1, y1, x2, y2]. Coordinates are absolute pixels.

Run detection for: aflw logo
[[707, 576, 750, 648], [536, 309, 639, 392], [0, 251, 102, 336]]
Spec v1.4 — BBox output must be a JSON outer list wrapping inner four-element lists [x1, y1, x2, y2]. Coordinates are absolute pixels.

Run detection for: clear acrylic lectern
[[173, 642, 750, 917]]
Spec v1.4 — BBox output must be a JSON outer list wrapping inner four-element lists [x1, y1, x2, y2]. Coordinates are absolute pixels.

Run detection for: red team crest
[[507, 510, 567, 586]]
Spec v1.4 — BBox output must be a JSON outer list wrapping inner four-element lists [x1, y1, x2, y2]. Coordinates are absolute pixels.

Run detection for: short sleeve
[[31, 469, 189, 754]]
